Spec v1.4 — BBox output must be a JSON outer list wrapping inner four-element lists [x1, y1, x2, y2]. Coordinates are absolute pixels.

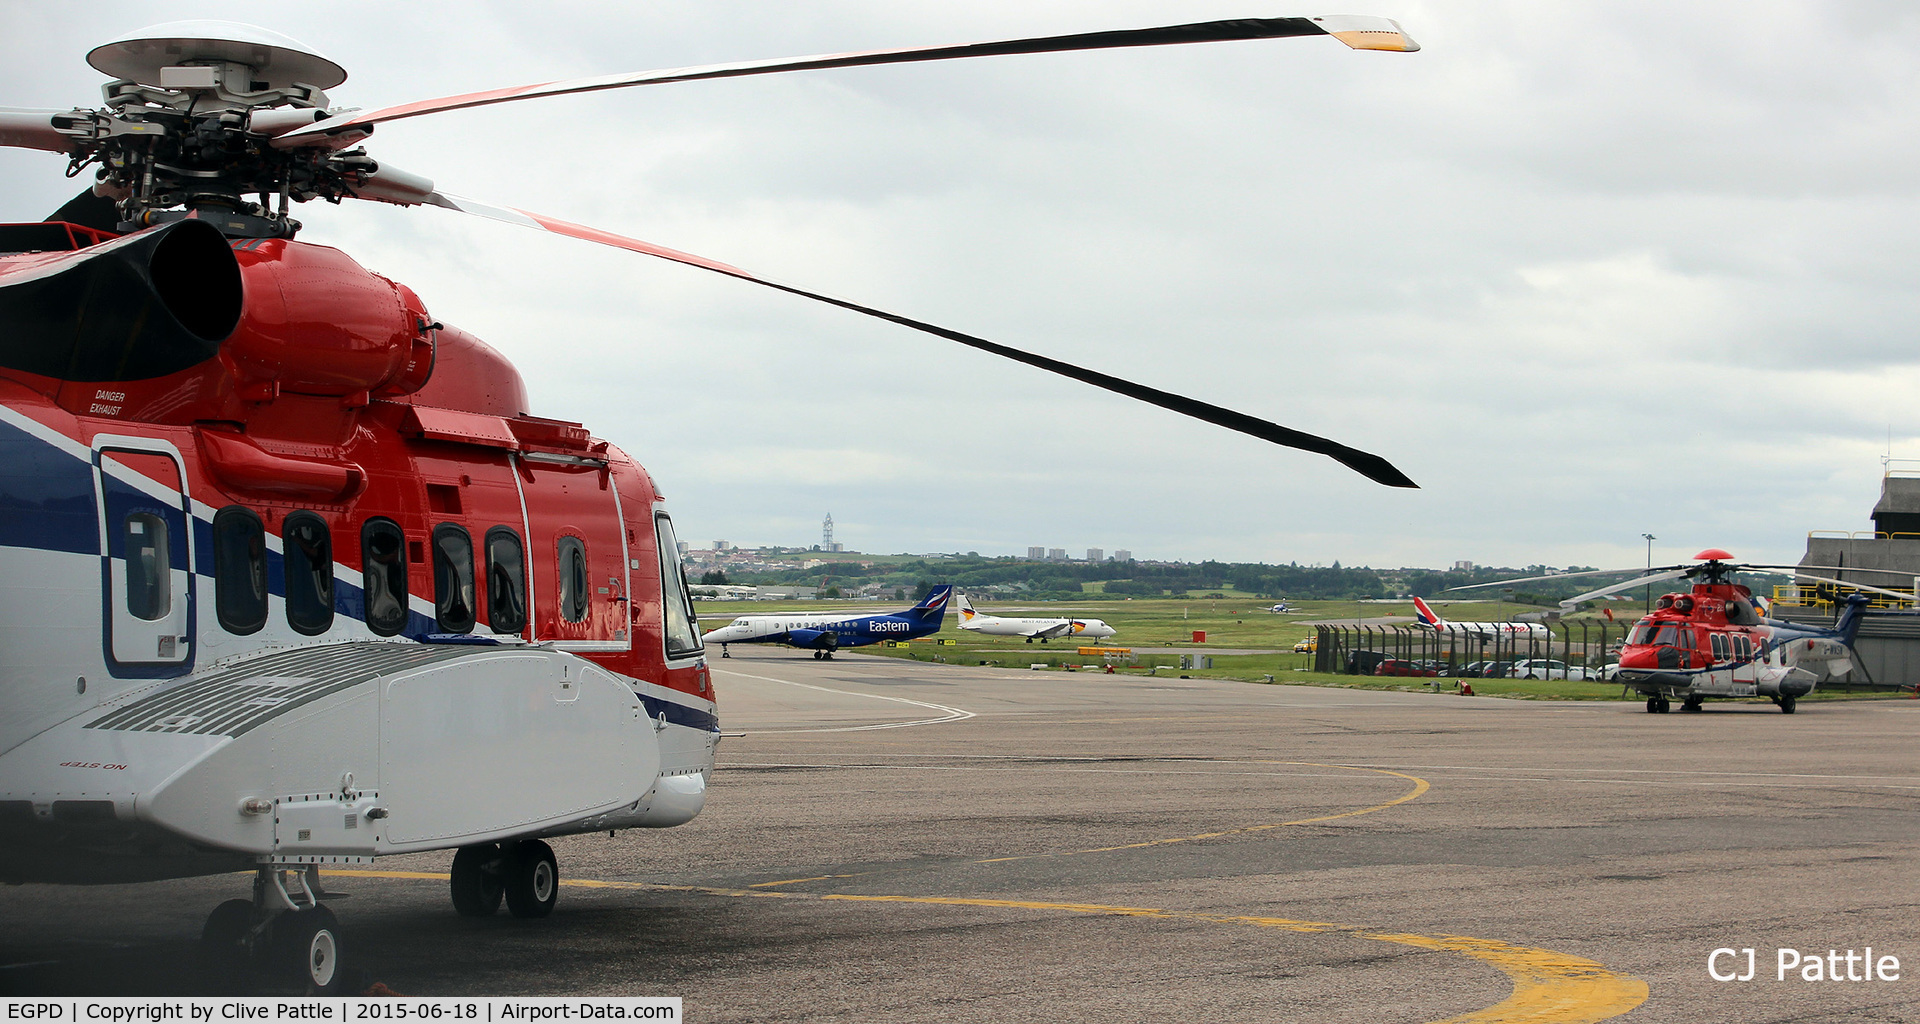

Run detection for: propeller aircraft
[[954, 592, 1117, 643], [0, 14, 1417, 993], [1456, 550, 1915, 714], [702, 585, 953, 657]]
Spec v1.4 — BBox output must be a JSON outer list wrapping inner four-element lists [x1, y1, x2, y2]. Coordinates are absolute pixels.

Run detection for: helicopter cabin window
[[557, 535, 589, 624], [122, 513, 170, 621], [1732, 634, 1751, 660], [433, 524, 476, 634], [1710, 633, 1729, 662], [654, 514, 703, 659], [361, 518, 409, 637], [282, 512, 334, 636], [486, 527, 528, 635], [212, 506, 267, 635]]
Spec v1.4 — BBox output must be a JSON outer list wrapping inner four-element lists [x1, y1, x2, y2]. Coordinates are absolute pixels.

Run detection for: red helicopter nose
[[1694, 548, 1734, 561], [1618, 647, 1661, 668]]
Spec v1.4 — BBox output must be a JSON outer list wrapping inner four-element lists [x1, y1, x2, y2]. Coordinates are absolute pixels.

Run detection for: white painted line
[[716, 668, 977, 733]]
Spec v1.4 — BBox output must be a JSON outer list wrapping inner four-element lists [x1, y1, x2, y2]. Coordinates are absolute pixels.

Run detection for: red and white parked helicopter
[[1458, 550, 1914, 714], [0, 16, 1417, 992]]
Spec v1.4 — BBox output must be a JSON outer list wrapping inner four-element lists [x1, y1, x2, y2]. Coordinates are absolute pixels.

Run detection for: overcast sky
[[3, 1, 1917, 571]]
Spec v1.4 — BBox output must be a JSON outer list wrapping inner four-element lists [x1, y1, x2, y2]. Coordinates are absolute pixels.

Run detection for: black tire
[[504, 840, 558, 919], [1780, 695, 1797, 714], [1645, 697, 1660, 714], [1682, 698, 1703, 713], [200, 898, 257, 988], [451, 844, 504, 917], [272, 905, 344, 995]]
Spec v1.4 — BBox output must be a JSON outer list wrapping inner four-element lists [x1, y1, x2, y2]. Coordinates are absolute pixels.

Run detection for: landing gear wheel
[[451, 844, 505, 917], [1780, 695, 1797, 714], [200, 898, 256, 985], [1681, 697, 1704, 713], [504, 839, 558, 919], [1645, 696, 1661, 713], [271, 905, 343, 995], [812, 650, 823, 660]]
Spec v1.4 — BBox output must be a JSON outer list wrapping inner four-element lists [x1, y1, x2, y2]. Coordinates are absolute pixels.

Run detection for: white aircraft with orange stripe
[[956, 594, 1116, 643], [1410, 597, 1549, 638]]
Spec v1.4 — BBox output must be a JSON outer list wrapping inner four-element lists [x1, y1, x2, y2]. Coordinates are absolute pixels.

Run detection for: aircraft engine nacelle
[[0, 218, 241, 384], [225, 238, 436, 397]]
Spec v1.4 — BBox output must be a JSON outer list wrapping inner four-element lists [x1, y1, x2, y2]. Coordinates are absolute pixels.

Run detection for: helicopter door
[[94, 441, 194, 676], [514, 454, 630, 650]]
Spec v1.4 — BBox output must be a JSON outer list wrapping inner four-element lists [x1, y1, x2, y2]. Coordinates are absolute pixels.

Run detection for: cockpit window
[[1630, 623, 1684, 646], [654, 514, 703, 660]]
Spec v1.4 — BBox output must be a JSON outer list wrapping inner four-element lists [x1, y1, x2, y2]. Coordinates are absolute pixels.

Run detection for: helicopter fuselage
[[1612, 582, 1859, 712], [0, 220, 719, 885]]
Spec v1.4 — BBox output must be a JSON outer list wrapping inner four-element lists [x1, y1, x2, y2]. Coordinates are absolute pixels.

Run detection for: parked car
[[1293, 638, 1317, 653], [1461, 660, 1512, 678], [1506, 658, 1593, 680], [1347, 650, 1387, 675], [1375, 659, 1439, 677]]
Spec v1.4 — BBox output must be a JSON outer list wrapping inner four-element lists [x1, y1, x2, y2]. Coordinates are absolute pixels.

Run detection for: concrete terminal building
[[1787, 472, 1920, 686]]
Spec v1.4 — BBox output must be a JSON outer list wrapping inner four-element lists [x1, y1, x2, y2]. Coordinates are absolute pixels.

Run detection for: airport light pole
[[1642, 533, 1655, 613]]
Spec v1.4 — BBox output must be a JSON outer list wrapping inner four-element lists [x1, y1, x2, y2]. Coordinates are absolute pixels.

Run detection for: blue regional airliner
[[702, 586, 953, 658]]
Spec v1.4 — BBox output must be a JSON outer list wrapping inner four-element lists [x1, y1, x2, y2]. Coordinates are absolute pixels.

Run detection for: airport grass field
[[694, 595, 1904, 704]]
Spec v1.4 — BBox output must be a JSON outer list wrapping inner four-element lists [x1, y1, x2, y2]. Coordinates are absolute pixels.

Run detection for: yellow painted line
[[324, 872, 1645, 1022], [976, 762, 1429, 863]]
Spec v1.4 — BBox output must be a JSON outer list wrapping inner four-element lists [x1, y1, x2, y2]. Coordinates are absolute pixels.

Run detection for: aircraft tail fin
[[910, 585, 954, 624], [1836, 593, 1872, 646], [956, 592, 976, 623], [1411, 596, 1444, 629]]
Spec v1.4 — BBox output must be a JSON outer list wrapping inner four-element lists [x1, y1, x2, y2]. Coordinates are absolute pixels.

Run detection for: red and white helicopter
[[1458, 550, 1914, 714], [0, 16, 1417, 993]]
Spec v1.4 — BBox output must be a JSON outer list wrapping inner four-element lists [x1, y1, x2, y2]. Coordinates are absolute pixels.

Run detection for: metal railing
[[1771, 584, 1920, 610]]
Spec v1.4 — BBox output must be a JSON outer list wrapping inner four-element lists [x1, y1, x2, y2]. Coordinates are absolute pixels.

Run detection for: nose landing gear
[[199, 865, 347, 995]]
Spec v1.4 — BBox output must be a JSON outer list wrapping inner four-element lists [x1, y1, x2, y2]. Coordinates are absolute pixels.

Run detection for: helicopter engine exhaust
[[0, 218, 241, 382]]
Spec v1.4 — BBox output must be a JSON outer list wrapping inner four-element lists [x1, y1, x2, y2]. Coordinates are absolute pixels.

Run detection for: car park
[[1375, 659, 1439, 677], [1506, 658, 1594, 680]]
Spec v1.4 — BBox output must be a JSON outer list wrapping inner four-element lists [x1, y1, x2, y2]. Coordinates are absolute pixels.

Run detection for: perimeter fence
[[1311, 620, 1636, 677]]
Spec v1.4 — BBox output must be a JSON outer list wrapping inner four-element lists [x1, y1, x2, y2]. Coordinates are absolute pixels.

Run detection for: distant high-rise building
[[1086, 548, 1103, 562], [1048, 548, 1067, 562], [1113, 549, 1132, 562], [823, 513, 834, 551], [676, 541, 689, 558], [1454, 560, 1475, 571], [713, 540, 732, 551], [1028, 546, 1046, 560]]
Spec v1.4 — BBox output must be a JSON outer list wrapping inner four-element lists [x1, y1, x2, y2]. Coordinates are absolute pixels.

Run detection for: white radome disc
[[87, 21, 346, 90]]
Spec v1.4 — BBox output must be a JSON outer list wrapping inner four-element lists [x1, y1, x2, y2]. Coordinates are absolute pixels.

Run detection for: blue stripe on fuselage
[[0, 417, 98, 555]]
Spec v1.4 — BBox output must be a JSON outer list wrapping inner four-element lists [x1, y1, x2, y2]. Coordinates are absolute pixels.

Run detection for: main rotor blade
[[0, 108, 84, 155], [278, 15, 1415, 147], [1449, 566, 1670, 592], [1786, 572, 1915, 602], [1558, 569, 1693, 607], [385, 184, 1414, 486]]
